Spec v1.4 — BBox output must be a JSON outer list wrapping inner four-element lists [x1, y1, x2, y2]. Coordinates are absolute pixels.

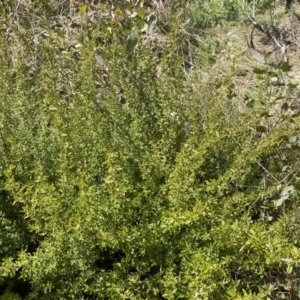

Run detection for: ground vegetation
[[1, 0, 300, 299]]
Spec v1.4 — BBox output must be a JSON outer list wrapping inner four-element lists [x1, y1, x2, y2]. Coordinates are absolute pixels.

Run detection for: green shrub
[[0, 292, 21, 300], [0, 2, 299, 300]]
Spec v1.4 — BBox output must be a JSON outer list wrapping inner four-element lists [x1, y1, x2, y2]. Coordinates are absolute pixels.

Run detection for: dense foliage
[[0, 0, 300, 299]]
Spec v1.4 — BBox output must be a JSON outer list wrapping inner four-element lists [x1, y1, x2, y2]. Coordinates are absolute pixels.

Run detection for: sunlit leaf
[[288, 82, 298, 89], [288, 136, 297, 143], [281, 185, 294, 197], [78, 5, 88, 14], [287, 264, 293, 274], [274, 197, 284, 207]]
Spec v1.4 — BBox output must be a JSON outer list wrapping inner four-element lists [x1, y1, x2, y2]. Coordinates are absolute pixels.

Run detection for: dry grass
[[197, 2, 300, 120]]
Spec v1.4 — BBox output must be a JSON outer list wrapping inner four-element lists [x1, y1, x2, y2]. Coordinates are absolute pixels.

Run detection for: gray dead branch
[[246, 15, 288, 63]]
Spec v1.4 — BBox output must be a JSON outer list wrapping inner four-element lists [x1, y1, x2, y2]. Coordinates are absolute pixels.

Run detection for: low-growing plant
[[0, 1, 300, 300]]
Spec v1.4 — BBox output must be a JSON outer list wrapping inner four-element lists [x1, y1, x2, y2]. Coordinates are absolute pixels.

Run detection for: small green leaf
[[292, 112, 300, 118], [63, 60, 71, 69], [287, 264, 293, 274], [246, 99, 255, 108], [295, 208, 300, 221], [288, 82, 298, 89], [70, 22, 80, 29], [291, 104, 300, 112], [95, 55, 105, 66], [57, 31, 65, 38], [281, 102, 289, 111], [140, 23, 148, 33], [288, 136, 297, 143], [260, 111, 272, 117], [215, 80, 222, 89], [274, 96, 286, 101], [137, 10, 145, 18], [253, 68, 266, 74], [274, 197, 284, 207], [280, 61, 290, 72], [78, 5, 88, 14], [281, 185, 294, 198], [256, 126, 267, 133], [262, 0, 276, 8]]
